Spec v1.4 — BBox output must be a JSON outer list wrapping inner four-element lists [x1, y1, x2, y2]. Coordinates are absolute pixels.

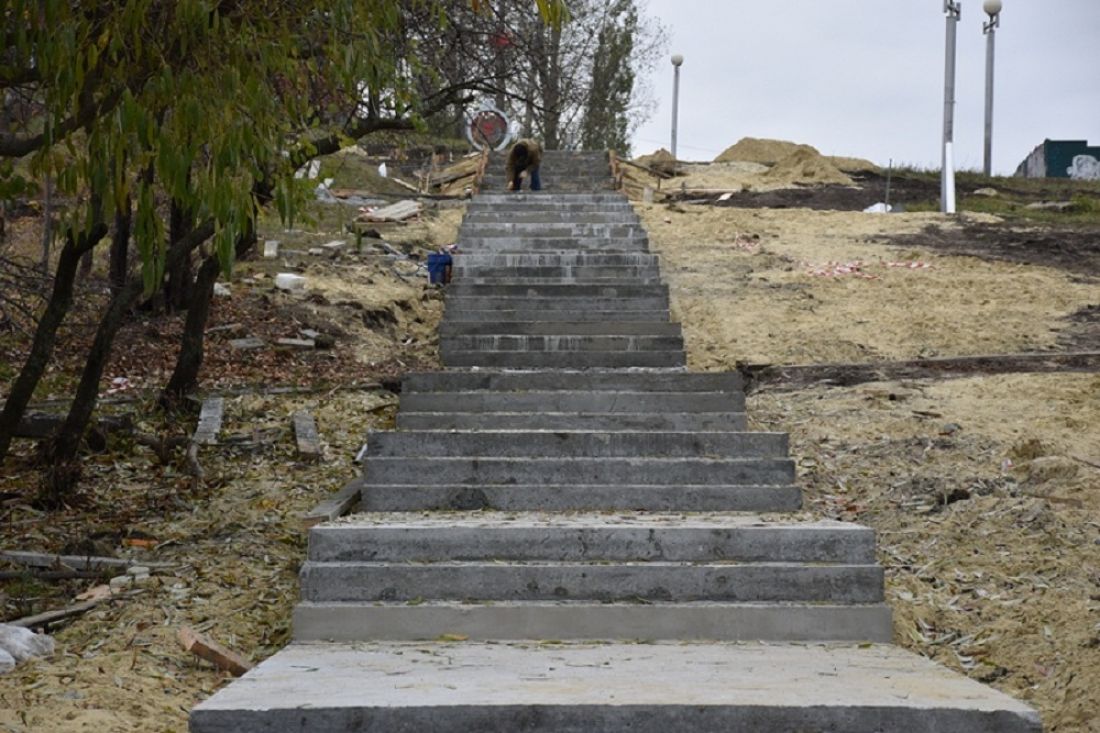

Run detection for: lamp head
[[671, 54, 684, 67], [983, 0, 1002, 16]]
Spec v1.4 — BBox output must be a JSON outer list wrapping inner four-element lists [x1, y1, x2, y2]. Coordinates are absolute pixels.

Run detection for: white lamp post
[[941, 1, 961, 214], [983, 0, 1003, 177], [671, 54, 684, 161]]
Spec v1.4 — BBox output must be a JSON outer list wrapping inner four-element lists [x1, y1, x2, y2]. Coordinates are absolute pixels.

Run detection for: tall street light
[[671, 54, 684, 161], [941, 1, 961, 214], [983, 0, 1003, 177]]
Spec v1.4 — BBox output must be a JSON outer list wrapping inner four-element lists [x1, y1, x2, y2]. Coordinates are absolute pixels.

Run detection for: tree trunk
[[40, 175, 53, 275], [108, 197, 131, 294], [38, 219, 216, 503], [160, 252, 220, 403], [161, 217, 257, 403], [164, 197, 194, 311], [542, 22, 564, 149], [38, 272, 142, 506], [0, 216, 106, 461]]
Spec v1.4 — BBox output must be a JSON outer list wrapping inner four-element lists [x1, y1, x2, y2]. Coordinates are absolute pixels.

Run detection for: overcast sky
[[629, 0, 1100, 175]]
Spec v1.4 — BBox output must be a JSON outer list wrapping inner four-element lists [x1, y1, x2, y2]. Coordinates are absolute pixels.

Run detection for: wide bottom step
[[191, 641, 1041, 733]]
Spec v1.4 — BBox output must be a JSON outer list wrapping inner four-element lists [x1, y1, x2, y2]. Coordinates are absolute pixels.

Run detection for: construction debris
[[356, 199, 422, 223], [192, 397, 225, 446], [0, 625, 55, 672], [292, 410, 323, 461], [178, 626, 252, 677]]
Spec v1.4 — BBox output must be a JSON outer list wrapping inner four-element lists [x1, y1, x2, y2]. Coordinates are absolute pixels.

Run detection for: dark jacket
[[506, 138, 542, 182]]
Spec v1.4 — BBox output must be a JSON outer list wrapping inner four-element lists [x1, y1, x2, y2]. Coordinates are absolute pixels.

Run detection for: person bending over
[[506, 138, 542, 191]]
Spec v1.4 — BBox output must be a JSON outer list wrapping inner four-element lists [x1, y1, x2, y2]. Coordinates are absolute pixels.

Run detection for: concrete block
[[440, 351, 686, 368], [396, 391, 742, 413], [400, 370, 743, 393]]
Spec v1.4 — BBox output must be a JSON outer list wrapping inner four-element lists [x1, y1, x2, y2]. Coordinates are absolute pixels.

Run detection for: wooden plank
[[192, 396, 225, 446], [358, 199, 421, 223], [14, 412, 133, 440], [11, 598, 103, 629], [2, 551, 173, 570], [178, 626, 252, 676], [302, 478, 364, 529], [292, 410, 323, 460]]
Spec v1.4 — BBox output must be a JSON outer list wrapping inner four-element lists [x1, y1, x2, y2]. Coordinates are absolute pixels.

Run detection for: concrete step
[[462, 212, 640, 224], [365, 431, 781, 458], [308, 514, 867, 563], [445, 296, 669, 311], [397, 391, 742, 413], [360, 483, 798, 512], [300, 560, 883, 603], [292, 601, 893, 643], [453, 265, 661, 279], [455, 276, 665, 286], [445, 283, 667, 299], [440, 350, 686, 368], [440, 309, 671, 322], [441, 322, 681, 336], [455, 252, 657, 266], [467, 194, 633, 204], [395, 411, 747, 431], [439, 334, 685, 353], [361, 456, 795, 486], [400, 370, 743, 393], [458, 237, 650, 252], [190, 641, 1042, 732]]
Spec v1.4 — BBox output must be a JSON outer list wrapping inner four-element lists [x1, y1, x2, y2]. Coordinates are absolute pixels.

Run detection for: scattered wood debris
[[178, 626, 252, 677], [356, 199, 421, 223], [301, 477, 364, 529]]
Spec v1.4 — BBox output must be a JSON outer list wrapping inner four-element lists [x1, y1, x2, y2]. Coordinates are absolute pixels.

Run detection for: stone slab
[[190, 641, 1041, 733], [439, 335, 685, 353], [441, 309, 671, 322], [441, 321, 681, 336]]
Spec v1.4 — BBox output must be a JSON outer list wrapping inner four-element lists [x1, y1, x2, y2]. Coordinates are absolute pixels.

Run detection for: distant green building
[[1015, 139, 1100, 180]]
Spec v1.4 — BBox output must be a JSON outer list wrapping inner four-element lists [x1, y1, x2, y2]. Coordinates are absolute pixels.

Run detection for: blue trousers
[[512, 165, 541, 191]]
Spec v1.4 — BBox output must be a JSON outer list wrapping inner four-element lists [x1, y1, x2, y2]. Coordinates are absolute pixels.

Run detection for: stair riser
[[365, 431, 781, 458], [445, 284, 667, 298], [395, 413, 748, 431], [308, 527, 873, 564], [441, 352, 687, 368], [400, 371, 743, 393], [361, 484, 798, 512], [445, 297, 669, 310], [439, 336, 685, 353], [442, 322, 681, 336], [453, 267, 661, 279], [441, 309, 671, 322], [458, 240, 650, 252], [300, 563, 884, 603], [453, 254, 659, 267], [397, 392, 742, 413], [293, 603, 893, 643]]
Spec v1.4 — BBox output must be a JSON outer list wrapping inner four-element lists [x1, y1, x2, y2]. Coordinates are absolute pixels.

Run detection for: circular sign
[[466, 108, 510, 151]]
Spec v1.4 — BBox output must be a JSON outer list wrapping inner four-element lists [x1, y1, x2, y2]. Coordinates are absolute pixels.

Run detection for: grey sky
[[630, 0, 1100, 174]]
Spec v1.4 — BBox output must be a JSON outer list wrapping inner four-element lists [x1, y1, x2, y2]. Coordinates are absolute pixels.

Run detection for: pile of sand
[[763, 146, 854, 187], [715, 137, 807, 165], [716, 137, 878, 174], [634, 148, 679, 176]]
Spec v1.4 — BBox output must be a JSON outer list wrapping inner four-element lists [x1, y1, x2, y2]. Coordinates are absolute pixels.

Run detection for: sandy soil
[[636, 203, 1098, 366], [642, 200, 1099, 731]]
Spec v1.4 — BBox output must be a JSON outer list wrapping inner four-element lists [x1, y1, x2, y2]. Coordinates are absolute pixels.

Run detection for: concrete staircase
[[479, 149, 614, 192], [191, 153, 1041, 732]]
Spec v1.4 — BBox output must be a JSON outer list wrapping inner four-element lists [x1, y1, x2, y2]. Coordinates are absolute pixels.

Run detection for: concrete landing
[[191, 641, 1041, 733]]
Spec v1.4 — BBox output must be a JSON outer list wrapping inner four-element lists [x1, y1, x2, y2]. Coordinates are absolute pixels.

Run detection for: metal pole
[[671, 64, 681, 160], [942, 1, 961, 214], [983, 14, 998, 176]]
